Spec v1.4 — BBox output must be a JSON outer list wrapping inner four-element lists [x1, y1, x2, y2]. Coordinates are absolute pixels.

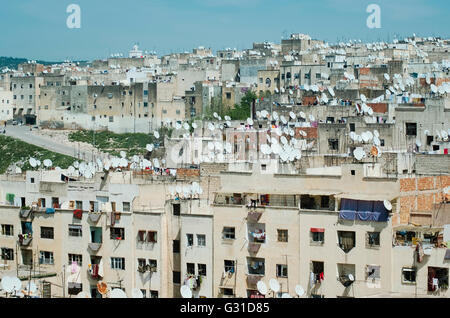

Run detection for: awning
[[310, 228, 325, 233], [393, 225, 443, 233], [336, 193, 397, 201]]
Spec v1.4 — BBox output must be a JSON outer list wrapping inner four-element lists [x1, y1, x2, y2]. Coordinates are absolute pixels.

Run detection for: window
[[109, 116, 114, 123], [198, 264, 207, 276], [277, 229, 288, 242], [173, 203, 180, 216], [321, 196, 330, 208], [247, 257, 265, 275], [226, 92, 231, 99], [186, 234, 194, 246], [224, 260, 235, 273], [197, 234, 206, 246], [41, 227, 54, 239], [68, 254, 82, 266], [39, 251, 54, 265], [366, 265, 380, 280], [187, 263, 195, 275], [349, 123, 355, 132], [173, 240, 180, 253], [222, 288, 234, 296], [223, 227, 235, 239], [68, 224, 82, 237], [111, 257, 125, 270], [173, 271, 181, 284], [1, 224, 14, 236], [1, 248, 14, 260], [30, 178, 35, 184], [141, 289, 147, 298], [110, 227, 125, 240], [276, 264, 288, 278], [311, 228, 325, 243], [316, 73, 321, 79], [122, 202, 130, 212], [148, 259, 157, 271], [147, 231, 157, 243], [426, 135, 434, 146], [259, 78, 263, 84], [406, 123, 417, 136], [338, 231, 355, 253], [75, 201, 83, 210], [137, 230, 147, 242], [328, 139, 339, 150], [402, 267, 416, 284], [367, 232, 380, 247], [138, 258, 146, 268], [351, 170, 356, 175], [150, 290, 159, 298], [428, 267, 449, 291]]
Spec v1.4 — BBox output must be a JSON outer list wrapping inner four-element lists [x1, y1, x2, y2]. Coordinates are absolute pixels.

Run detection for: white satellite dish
[[224, 115, 231, 121], [183, 122, 190, 130], [1, 276, 13, 293], [280, 116, 287, 124], [154, 131, 160, 139], [131, 288, 144, 298], [349, 131, 356, 141], [272, 111, 279, 121], [373, 130, 379, 138], [43, 159, 53, 168], [120, 151, 126, 158], [247, 118, 254, 126], [373, 136, 381, 146], [29, 158, 37, 168], [309, 114, 315, 122], [384, 200, 392, 211], [295, 285, 305, 297], [25, 282, 37, 294], [76, 291, 91, 298], [180, 285, 192, 298], [269, 279, 280, 293], [282, 293, 292, 298], [442, 130, 448, 139], [175, 122, 182, 130], [146, 144, 154, 152], [110, 288, 127, 298], [192, 122, 198, 129], [384, 73, 390, 81], [348, 274, 355, 281], [11, 277, 22, 292], [289, 111, 296, 120], [416, 139, 422, 147], [73, 161, 79, 168], [299, 112, 306, 119], [15, 166, 22, 174], [257, 281, 268, 295]]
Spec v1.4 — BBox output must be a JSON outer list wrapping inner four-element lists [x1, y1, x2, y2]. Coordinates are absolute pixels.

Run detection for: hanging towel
[[98, 258, 104, 277], [310, 272, 315, 286], [45, 208, 55, 214]]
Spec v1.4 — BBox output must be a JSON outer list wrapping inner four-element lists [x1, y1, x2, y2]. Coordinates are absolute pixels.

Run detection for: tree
[[225, 91, 256, 120]]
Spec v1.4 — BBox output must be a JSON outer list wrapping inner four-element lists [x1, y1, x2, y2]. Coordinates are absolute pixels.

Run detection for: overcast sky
[[0, 0, 448, 61]]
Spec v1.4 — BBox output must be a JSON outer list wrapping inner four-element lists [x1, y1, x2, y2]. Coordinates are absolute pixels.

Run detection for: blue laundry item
[[45, 208, 55, 214]]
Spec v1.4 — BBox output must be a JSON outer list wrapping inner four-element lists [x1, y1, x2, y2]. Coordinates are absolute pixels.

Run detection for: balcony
[[88, 243, 102, 252], [247, 210, 263, 222], [88, 213, 101, 223], [246, 274, 263, 286], [248, 243, 261, 254], [19, 207, 33, 218], [18, 234, 32, 247]]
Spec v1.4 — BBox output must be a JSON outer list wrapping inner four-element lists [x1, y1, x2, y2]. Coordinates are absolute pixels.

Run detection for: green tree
[[225, 91, 256, 120]]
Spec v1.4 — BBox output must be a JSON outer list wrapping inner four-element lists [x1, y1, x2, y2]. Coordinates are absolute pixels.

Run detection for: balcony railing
[[88, 242, 102, 252], [248, 243, 261, 254], [18, 234, 32, 247]]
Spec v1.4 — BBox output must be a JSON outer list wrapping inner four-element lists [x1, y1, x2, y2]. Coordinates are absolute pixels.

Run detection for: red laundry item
[[319, 272, 324, 281], [73, 209, 82, 219], [444, 148, 449, 155], [92, 264, 99, 278]]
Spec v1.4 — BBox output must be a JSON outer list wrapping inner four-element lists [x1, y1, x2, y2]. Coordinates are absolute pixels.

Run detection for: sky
[[0, 0, 448, 61]]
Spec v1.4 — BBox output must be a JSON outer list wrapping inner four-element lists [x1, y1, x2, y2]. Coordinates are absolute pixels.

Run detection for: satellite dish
[[131, 288, 144, 298], [348, 274, 355, 281], [280, 116, 287, 124], [272, 111, 279, 121], [120, 151, 126, 158], [247, 118, 254, 126], [43, 159, 53, 168], [415, 139, 422, 148], [97, 282, 108, 295], [11, 277, 22, 292], [281, 293, 292, 298], [154, 131, 160, 139], [110, 288, 127, 298], [309, 114, 315, 122], [192, 122, 198, 129], [183, 122, 190, 130], [373, 130, 379, 138], [15, 166, 22, 174], [289, 111, 296, 120], [384, 73, 390, 81], [384, 200, 392, 211], [146, 144, 154, 152], [1, 276, 14, 293], [76, 291, 91, 298], [257, 281, 268, 295], [29, 158, 37, 168], [73, 161, 79, 168], [295, 285, 305, 297], [180, 285, 192, 298], [269, 279, 280, 293], [299, 112, 306, 119]]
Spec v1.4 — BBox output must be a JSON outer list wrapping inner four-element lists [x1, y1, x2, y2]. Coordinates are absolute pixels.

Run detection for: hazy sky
[[0, 0, 448, 61]]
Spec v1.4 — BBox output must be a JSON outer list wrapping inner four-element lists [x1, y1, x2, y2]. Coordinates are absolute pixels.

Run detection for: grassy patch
[[68, 130, 156, 157], [0, 135, 76, 174]]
